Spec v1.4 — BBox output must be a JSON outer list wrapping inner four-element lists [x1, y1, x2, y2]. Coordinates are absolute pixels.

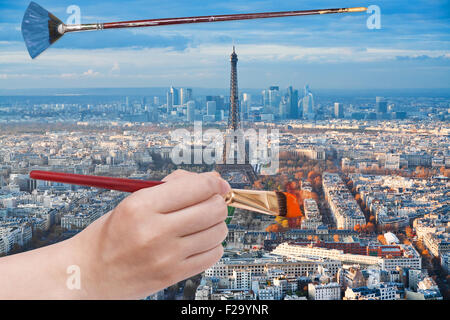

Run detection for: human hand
[[68, 170, 231, 299]]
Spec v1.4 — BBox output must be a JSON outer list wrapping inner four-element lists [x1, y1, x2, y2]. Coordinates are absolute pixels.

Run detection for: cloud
[[111, 62, 120, 72], [82, 69, 100, 77], [1, 44, 449, 80], [395, 54, 450, 61]]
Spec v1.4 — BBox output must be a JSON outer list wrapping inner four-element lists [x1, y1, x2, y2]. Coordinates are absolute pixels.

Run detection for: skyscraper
[[180, 88, 193, 105], [170, 86, 180, 106], [206, 101, 216, 116], [376, 97, 388, 113], [187, 100, 195, 122], [166, 91, 173, 113], [278, 96, 288, 120], [206, 96, 225, 111], [300, 85, 315, 120], [269, 86, 281, 109], [242, 93, 251, 120], [334, 102, 344, 119], [287, 86, 299, 119], [262, 89, 269, 107]]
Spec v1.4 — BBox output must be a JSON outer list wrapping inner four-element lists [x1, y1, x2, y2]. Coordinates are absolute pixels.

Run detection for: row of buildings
[[322, 172, 366, 230]]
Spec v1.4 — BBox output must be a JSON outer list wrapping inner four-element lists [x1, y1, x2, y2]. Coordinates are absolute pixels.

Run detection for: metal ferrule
[[59, 23, 104, 34], [319, 7, 367, 14], [224, 189, 280, 216]]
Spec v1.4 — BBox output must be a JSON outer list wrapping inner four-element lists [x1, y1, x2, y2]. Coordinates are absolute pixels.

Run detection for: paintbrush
[[21, 2, 367, 59], [29, 170, 301, 218]]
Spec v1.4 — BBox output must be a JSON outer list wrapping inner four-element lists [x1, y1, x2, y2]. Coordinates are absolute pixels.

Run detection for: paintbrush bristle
[[275, 191, 287, 217], [21, 2, 63, 59], [276, 192, 302, 218]]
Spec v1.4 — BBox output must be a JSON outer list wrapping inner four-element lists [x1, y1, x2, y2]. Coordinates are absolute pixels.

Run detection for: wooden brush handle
[[102, 7, 366, 30], [29, 171, 164, 193]]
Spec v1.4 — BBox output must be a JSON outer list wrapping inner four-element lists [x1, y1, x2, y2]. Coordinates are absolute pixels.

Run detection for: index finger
[[141, 172, 231, 213], [162, 169, 197, 182]]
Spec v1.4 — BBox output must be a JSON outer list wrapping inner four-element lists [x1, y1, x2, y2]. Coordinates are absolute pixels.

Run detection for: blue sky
[[0, 0, 449, 90]]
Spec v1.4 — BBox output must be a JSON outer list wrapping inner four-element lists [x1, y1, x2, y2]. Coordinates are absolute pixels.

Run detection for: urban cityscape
[[1, 45, 449, 301]]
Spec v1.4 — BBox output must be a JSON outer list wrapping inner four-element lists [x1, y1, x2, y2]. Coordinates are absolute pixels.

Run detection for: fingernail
[[211, 171, 221, 178]]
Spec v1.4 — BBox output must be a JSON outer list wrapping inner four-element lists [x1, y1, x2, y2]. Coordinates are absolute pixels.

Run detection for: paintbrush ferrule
[[224, 189, 280, 216], [319, 7, 367, 15], [62, 23, 104, 34], [347, 7, 368, 13]]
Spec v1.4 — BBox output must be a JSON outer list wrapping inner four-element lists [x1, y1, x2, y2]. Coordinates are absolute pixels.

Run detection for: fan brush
[[21, 2, 367, 59]]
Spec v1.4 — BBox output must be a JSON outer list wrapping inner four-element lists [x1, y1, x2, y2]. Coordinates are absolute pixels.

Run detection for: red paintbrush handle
[[101, 7, 364, 30], [29, 171, 164, 193]]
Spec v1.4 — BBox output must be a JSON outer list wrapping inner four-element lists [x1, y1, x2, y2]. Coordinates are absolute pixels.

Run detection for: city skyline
[[0, 0, 449, 90]]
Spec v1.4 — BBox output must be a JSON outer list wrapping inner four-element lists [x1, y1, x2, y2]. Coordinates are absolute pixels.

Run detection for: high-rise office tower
[[206, 101, 217, 116], [242, 93, 251, 104], [241, 93, 251, 120], [268, 86, 281, 109], [215, 47, 257, 188], [170, 86, 180, 106], [279, 97, 289, 120], [187, 100, 195, 122], [300, 84, 315, 120], [166, 91, 173, 112], [180, 88, 186, 105], [180, 88, 193, 105], [262, 90, 269, 107], [334, 102, 344, 119], [287, 86, 299, 119], [376, 97, 388, 113], [206, 96, 225, 111]]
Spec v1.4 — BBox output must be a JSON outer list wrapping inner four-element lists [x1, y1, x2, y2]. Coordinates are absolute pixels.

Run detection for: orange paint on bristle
[[284, 192, 302, 218]]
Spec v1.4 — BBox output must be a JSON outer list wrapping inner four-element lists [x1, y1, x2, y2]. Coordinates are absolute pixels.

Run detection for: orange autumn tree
[[266, 223, 282, 233], [378, 234, 387, 245], [405, 226, 414, 238], [366, 222, 376, 233], [281, 219, 289, 229], [422, 249, 430, 258], [307, 170, 320, 181], [313, 176, 322, 191], [275, 216, 285, 224]]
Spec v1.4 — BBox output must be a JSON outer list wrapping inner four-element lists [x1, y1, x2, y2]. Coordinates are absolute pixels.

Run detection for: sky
[[0, 0, 449, 91]]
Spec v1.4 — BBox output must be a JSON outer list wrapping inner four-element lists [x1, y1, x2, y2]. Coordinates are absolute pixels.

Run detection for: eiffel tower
[[215, 47, 257, 188]]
